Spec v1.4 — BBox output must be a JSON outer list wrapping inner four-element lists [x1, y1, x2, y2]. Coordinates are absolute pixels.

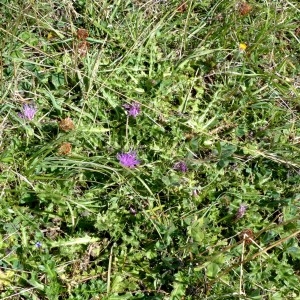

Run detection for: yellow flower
[[47, 32, 53, 40], [239, 43, 247, 51]]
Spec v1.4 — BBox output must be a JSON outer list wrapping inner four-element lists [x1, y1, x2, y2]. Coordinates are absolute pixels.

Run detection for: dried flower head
[[58, 142, 72, 155], [236, 204, 248, 219], [59, 117, 75, 132], [173, 161, 188, 172], [78, 41, 90, 57], [19, 104, 37, 120], [238, 2, 252, 16], [239, 228, 254, 245], [77, 28, 89, 40], [123, 102, 141, 118], [117, 151, 140, 168]]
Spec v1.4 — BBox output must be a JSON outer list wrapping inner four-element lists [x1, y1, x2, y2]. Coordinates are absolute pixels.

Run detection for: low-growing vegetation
[[1, 0, 300, 299]]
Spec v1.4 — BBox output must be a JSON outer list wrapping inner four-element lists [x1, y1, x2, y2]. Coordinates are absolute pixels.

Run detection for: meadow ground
[[1, 0, 300, 299]]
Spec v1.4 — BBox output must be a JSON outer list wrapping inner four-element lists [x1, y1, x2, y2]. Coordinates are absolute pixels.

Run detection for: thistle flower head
[[173, 161, 188, 172], [236, 204, 248, 219], [19, 104, 37, 120], [59, 117, 75, 132], [238, 2, 252, 16], [117, 151, 140, 168], [58, 142, 72, 155], [123, 102, 141, 118]]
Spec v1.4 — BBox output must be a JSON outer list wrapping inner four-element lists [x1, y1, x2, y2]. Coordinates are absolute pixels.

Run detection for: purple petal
[[19, 104, 37, 120], [123, 102, 141, 118], [117, 151, 140, 168], [236, 204, 248, 219], [173, 161, 188, 172]]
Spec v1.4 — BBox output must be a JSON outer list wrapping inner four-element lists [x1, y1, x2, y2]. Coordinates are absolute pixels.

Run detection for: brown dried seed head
[[59, 117, 75, 132], [77, 28, 88, 40], [239, 229, 254, 244], [58, 142, 72, 155], [78, 41, 90, 57], [238, 2, 252, 16]]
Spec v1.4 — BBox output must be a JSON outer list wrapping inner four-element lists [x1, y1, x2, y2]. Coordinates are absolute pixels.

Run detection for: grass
[[0, 0, 300, 298]]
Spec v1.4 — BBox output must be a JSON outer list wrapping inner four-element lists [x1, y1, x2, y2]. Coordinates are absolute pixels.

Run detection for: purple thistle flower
[[19, 104, 37, 120], [236, 204, 248, 219], [123, 102, 141, 118], [173, 161, 188, 172], [117, 151, 140, 168]]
